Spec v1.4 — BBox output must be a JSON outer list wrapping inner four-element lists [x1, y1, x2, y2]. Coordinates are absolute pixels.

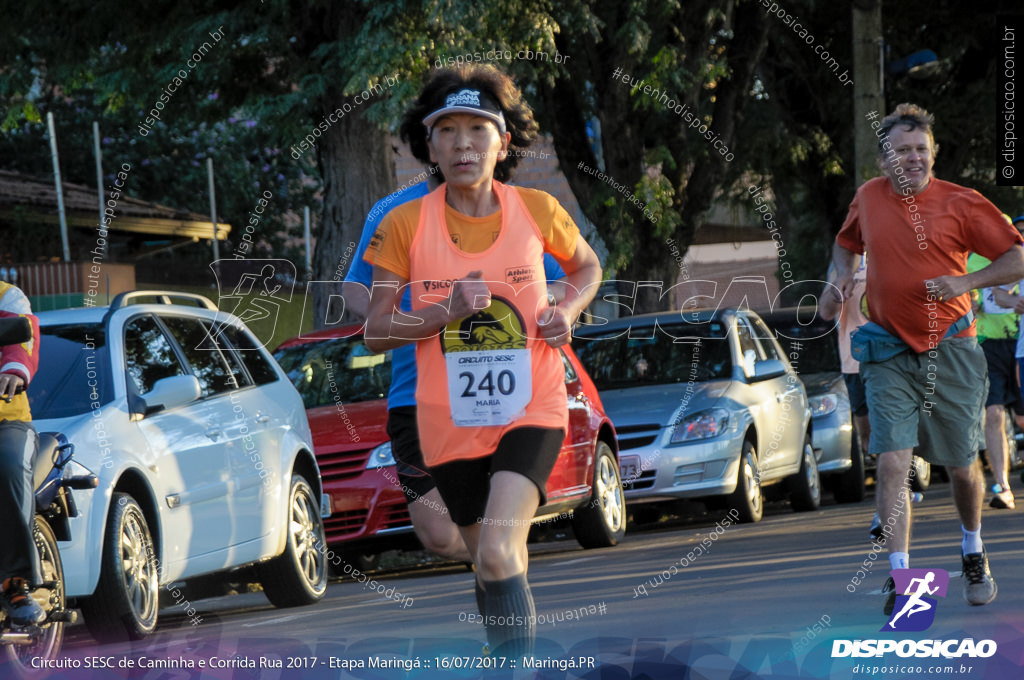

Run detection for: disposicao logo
[[883, 568, 948, 632], [831, 568, 997, 659]]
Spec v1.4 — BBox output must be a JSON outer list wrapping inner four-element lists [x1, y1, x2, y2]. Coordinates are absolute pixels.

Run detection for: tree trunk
[[311, 106, 395, 328]]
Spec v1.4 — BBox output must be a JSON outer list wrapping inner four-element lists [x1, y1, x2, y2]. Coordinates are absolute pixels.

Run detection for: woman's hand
[[449, 271, 491, 320], [538, 304, 573, 347]]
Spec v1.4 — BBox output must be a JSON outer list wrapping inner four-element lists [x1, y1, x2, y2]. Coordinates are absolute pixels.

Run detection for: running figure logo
[[210, 259, 296, 348], [882, 568, 949, 632]]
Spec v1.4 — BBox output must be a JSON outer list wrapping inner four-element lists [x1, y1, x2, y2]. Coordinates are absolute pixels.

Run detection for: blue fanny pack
[[850, 311, 975, 364]]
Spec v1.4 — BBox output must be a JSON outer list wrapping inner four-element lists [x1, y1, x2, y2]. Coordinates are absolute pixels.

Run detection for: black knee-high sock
[[482, 574, 535, 658], [475, 578, 486, 617]]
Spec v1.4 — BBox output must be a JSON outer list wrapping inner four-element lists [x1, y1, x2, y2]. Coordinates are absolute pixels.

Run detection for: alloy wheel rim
[[291, 487, 325, 587], [746, 454, 762, 513], [805, 445, 820, 502], [595, 454, 624, 532], [120, 510, 158, 627]]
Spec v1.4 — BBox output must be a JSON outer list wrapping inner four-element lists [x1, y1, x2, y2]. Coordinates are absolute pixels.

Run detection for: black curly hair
[[399, 64, 540, 183]]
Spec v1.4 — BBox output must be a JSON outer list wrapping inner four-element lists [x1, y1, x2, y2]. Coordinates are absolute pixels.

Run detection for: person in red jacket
[[0, 281, 45, 626]]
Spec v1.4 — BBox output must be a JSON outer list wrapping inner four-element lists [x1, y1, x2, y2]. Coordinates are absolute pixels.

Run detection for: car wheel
[[571, 441, 627, 548], [80, 493, 160, 642], [910, 455, 931, 492], [259, 475, 328, 607], [3, 517, 65, 678], [833, 430, 866, 504], [728, 440, 763, 523], [788, 434, 821, 512]]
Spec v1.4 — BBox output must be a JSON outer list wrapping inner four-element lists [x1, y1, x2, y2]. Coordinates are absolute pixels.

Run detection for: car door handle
[[205, 427, 222, 440], [254, 412, 270, 424]]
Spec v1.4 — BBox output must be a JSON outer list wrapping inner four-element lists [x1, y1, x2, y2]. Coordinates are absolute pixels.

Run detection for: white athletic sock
[[962, 526, 983, 555], [889, 552, 909, 571]]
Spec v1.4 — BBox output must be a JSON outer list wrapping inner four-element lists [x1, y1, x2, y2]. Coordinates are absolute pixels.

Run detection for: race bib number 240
[[445, 349, 532, 427]]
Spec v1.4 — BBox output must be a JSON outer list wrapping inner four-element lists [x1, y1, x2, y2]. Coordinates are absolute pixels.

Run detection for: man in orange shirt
[[833, 104, 1024, 615]]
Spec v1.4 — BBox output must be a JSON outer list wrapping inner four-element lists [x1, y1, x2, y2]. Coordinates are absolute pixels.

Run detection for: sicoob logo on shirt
[[441, 296, 527, 353]]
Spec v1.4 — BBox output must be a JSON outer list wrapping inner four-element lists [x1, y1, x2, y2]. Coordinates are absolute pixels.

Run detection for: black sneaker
[[962, 551, 997, 606], [1, 577, 46, 626], [989, 484, 1015, 510], [869, 514, 884, 543], [882, 576, 897, 616]]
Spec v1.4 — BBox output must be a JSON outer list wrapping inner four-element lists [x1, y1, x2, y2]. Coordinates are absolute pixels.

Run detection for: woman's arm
[[364, 265, 491, 353], [538, 236, 603, 347]]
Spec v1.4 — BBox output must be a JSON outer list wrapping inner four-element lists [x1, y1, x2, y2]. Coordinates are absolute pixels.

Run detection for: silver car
[[572, 308, 815, 522], [759, 307, 862, 504]]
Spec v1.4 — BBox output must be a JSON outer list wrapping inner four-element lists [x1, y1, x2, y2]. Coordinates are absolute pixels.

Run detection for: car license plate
[[620, 456, 641, 484]]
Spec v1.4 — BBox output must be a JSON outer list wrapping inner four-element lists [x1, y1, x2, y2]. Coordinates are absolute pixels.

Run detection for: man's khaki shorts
[[861, 336, 986, 467]]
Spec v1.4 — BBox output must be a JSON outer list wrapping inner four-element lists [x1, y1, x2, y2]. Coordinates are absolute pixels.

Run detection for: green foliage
[[7, 0, 1018, 298], [0, 88, 318, 270], [739, 0, 1023, 286]]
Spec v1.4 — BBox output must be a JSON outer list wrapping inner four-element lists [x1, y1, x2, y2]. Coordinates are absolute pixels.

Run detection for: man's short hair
[[877, 103, 937, 155]]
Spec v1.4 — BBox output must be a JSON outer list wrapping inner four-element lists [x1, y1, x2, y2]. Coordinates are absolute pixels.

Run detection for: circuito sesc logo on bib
[[441, 296, 527, 352], [441, 296, 532, 427]]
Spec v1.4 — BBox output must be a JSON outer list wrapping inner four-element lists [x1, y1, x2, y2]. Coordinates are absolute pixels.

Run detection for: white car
[[28, 291, 327, 641]]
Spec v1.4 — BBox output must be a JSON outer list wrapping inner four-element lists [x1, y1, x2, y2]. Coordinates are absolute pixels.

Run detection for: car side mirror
[[753, 359, 787, 380], [139, 375, 202, 417], [742, 349, 757, 377]]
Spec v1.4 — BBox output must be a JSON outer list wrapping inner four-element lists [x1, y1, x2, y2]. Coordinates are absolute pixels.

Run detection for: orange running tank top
[[409, 181, 568, 467]]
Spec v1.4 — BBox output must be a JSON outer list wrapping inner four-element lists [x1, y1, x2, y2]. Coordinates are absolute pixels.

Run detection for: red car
[[273, 325, 626, 559]]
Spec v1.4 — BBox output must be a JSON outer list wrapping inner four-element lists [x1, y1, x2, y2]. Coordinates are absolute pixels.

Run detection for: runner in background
[[989, 214, 1024, 497], [832, 103, 1024, 614], [821, 255, 880, 536], [967, 245, 1020, 510]]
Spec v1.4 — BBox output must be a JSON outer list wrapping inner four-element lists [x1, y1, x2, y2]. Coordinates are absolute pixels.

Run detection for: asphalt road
[[51, 481, 1024, 679]]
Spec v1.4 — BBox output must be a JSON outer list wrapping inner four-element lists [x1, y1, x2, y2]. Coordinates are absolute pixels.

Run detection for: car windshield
[[273, 336, 391, 408], [28, 323, 115, 419], [765, 319, 841, 374], [573, 321, 732, 390]]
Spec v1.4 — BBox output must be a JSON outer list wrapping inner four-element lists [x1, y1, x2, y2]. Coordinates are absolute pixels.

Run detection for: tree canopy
[[2, 0, 1020, 317]]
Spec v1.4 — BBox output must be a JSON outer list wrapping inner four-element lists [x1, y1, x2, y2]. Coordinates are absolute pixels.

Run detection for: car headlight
[[669, 408, 730, 443], [808, 393, 838, 417], [365, 441, 396, 469]]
